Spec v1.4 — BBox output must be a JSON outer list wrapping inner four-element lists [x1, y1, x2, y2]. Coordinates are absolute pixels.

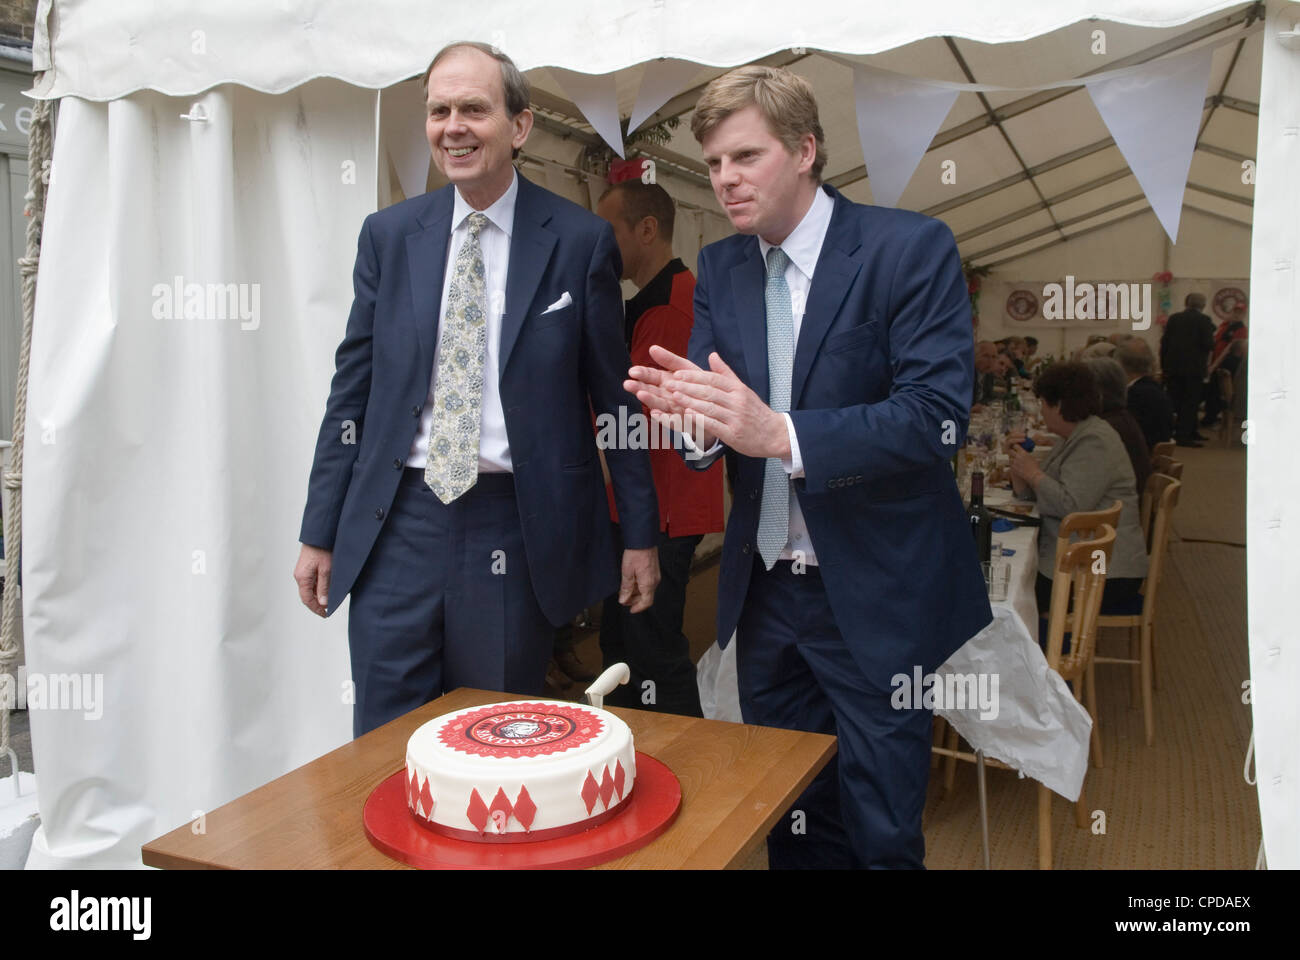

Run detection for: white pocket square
[[542, 291, 572, 314]]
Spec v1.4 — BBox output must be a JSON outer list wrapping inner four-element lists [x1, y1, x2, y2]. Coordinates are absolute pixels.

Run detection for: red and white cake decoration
[[405, 700, 636, 842]]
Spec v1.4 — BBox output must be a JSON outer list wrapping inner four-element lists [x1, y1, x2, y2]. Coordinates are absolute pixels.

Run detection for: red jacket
[[607, 260, 724, 537]]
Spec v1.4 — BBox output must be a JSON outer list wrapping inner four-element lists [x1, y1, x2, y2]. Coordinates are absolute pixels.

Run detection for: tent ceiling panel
[[997, 88, 1117, 169], [1222, 29, 1264, 99], [30, 0, 1252, 101], [1188, 151, 1254, 202], [1202, 107, 1259, 156], [942, 181, 1043, 237], [1048, 174, 1146, 220], [897, 128, 1026, 210], [1183, 188, 1253, 224], [1031, 145, 1129, 195], [956, 209, 1060, 256]]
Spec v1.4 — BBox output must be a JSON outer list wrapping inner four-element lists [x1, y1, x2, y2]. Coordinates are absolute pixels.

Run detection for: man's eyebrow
[[426, 95, 492, 110]]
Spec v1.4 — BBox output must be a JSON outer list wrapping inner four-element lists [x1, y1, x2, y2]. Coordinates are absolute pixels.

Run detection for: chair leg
[[1150, 623, 1159, 691], [1141, 622, 1155, 746], [1085, 661, 1103, 769], [1038, 784, 1053, 869], [943, 723, 959, 793], [1128, 625, 1141, 705]]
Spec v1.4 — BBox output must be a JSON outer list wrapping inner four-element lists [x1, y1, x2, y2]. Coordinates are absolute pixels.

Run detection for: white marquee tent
[[7, 0, 1296, 868]]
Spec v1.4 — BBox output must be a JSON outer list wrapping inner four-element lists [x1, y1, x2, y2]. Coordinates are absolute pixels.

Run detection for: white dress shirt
[[406, 171, 517, 471], [688, 187, 834, 564]]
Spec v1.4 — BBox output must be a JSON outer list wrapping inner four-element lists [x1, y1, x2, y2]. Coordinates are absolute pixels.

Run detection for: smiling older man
[[296, 42, 659, 737]]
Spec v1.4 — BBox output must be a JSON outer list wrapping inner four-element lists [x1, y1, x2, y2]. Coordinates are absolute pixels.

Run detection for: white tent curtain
[[22, 80, 371, 867]]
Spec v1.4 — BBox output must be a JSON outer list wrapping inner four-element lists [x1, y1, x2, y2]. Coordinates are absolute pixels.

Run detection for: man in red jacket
[[596, 180, 724, 716]]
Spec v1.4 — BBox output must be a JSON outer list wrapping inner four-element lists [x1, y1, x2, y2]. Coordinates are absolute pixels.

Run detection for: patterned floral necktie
[[425, 212, 489, 504], [756, 246, 794, 570]]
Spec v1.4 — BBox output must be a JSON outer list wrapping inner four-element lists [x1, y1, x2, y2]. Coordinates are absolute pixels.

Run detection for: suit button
[[392, 458, 402, 469], [375, 507, 385, 520], [742, 543, 752, 555], [855, 474, 863, 483], [750, 490, 758, 500], [411, 404, 421, 416]]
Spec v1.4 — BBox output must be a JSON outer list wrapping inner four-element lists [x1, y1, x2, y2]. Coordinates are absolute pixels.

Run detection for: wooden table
[[142, 688, 836, 869]]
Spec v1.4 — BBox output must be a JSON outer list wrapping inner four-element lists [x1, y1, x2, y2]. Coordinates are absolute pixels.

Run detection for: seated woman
[[1008, 362, 1149, 623], [1083, 356, 1152, 494]]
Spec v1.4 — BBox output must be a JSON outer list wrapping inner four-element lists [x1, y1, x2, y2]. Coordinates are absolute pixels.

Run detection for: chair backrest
[[1045, 524, 1116, 677], [1055, 499, 1122, 569], [1137, 476, 1182, 625], [1215, 367, 1234, 403], [1151, 441, 1176, 459], [1150, 454, 1183, 480]]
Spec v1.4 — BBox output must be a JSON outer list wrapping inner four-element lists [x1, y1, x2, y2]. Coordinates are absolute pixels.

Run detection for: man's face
[[975, 343, 998, 374], [700, 104, 815, 243], [425, 48, 532, 205], [996, 354, 1014, 376], [595, 192, 637, 282]]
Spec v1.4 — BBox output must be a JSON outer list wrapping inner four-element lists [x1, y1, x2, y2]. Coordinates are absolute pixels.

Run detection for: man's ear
[[637, 216, 659, 246], [511, 108, 534, 151]]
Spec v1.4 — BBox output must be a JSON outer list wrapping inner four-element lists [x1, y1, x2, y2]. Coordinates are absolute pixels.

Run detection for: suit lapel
[[501, 176, 557, 373], [405, 188, 454, 379], [791, 187, 862, 407], [731, 242, 769, 403]]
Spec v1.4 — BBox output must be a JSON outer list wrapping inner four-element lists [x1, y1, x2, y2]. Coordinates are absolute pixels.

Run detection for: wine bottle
[[968, 470, 992, 563]]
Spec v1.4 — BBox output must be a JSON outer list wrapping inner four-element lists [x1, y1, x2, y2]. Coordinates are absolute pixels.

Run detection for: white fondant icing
[[405, 700, 636, 836]]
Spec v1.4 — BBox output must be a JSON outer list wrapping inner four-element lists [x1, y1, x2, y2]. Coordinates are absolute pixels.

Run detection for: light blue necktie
[[757, 247, 794, 570]]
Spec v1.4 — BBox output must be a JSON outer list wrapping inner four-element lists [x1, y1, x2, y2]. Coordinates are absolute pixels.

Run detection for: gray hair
[[1115, 339, 1153, 376], [423, 42, 531, 118], [1185, 292, 1207, 310], [1083, 356, 1128, 412]]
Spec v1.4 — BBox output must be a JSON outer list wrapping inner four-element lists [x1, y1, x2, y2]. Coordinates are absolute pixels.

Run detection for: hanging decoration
[[1152, 271, 1173, 326]]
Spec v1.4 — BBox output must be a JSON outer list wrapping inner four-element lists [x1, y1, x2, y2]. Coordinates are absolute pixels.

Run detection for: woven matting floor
[[570, 441, 1255, 869]]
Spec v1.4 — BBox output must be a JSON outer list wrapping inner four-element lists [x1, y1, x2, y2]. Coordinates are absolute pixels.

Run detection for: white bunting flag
[[853, 66, 958, 208], [1085, 46, 1214, 243], [379, 81, 430, 201], [628, 59, 702, 135], [550, 67, 625, 158]]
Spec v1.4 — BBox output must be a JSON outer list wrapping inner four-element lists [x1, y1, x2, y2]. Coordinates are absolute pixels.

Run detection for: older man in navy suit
[[628, 66, 991, 868], [295, 42, 659, 737]]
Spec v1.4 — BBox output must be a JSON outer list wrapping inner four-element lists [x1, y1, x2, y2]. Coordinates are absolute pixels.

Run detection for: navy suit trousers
[[347, 469, 552, 738], [736, 558, 933, 869]]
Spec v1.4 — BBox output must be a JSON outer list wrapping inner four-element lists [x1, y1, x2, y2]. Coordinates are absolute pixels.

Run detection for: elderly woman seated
[[1083, 356, 1152, 494], [1008, 362, 1150, 622]]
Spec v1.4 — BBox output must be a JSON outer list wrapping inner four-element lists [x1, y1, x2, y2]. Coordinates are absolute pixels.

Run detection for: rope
[[0, 87, 52, 759]]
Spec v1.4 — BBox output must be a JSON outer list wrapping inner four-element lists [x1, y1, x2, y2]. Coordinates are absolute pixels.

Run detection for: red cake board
[[363, 751, 681, 869]]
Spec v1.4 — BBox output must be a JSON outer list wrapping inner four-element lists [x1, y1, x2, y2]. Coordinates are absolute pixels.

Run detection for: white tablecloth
[[695, 483, 1093, 802]]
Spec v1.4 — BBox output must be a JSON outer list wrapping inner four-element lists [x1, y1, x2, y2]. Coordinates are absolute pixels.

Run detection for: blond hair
[[690, 66, 827, 181]]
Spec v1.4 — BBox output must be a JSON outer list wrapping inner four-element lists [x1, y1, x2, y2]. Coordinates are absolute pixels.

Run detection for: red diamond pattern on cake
[[407, 769, 418, 809], [599, 766, 615, 808], [613, 760, 626, 801], [581, 771, 600, 814], [514, 786, 537, 831], [466, 788, 489, 834], [488, 787, 514, 833], [418, 777, 433, 820]]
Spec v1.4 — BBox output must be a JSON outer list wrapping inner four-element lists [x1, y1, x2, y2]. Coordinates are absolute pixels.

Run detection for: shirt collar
[[451, 169, 518, 238], [758, 185, 833, 279]]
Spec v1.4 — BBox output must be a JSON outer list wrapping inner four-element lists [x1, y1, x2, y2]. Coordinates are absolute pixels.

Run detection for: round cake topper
[[438, 702, 604, 758]]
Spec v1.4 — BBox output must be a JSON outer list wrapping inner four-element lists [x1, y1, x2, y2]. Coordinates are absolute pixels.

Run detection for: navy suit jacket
[[690, 184, 992, 689], [300, 174, 659, 623]]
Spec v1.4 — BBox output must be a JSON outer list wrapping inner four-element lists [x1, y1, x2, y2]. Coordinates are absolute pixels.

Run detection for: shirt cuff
[[782, 414, 804, 478]]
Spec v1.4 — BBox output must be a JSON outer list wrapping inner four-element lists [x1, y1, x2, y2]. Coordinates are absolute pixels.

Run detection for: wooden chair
[[1095, 476, 1182, 746], [1036, 524, 1115, 868], [932, 524, 1116, 870], [1151, 440, 1175, 460]]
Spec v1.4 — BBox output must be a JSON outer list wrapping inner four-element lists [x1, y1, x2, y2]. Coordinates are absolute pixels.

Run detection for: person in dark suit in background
[[594, 179, 725, 717], [1159, 292, 1214, 447], [626, 66, 991, 868], [1115, 338, 1174, 451], [294, 42, 659, 737]]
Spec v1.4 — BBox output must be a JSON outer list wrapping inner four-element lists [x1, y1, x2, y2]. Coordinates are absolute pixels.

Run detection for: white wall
[[972, 207, 1251, 363]]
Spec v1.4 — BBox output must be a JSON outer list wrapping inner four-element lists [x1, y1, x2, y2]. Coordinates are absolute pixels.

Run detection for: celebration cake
[[405, 700, 636, 841]]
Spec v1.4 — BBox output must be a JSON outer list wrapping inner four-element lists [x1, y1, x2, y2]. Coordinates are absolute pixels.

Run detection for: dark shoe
[[1200, 417, 1219, 427], [1195, 433, 1211, 441], [554, 648, 597, 683], [1176, 440, 1204, 448]]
